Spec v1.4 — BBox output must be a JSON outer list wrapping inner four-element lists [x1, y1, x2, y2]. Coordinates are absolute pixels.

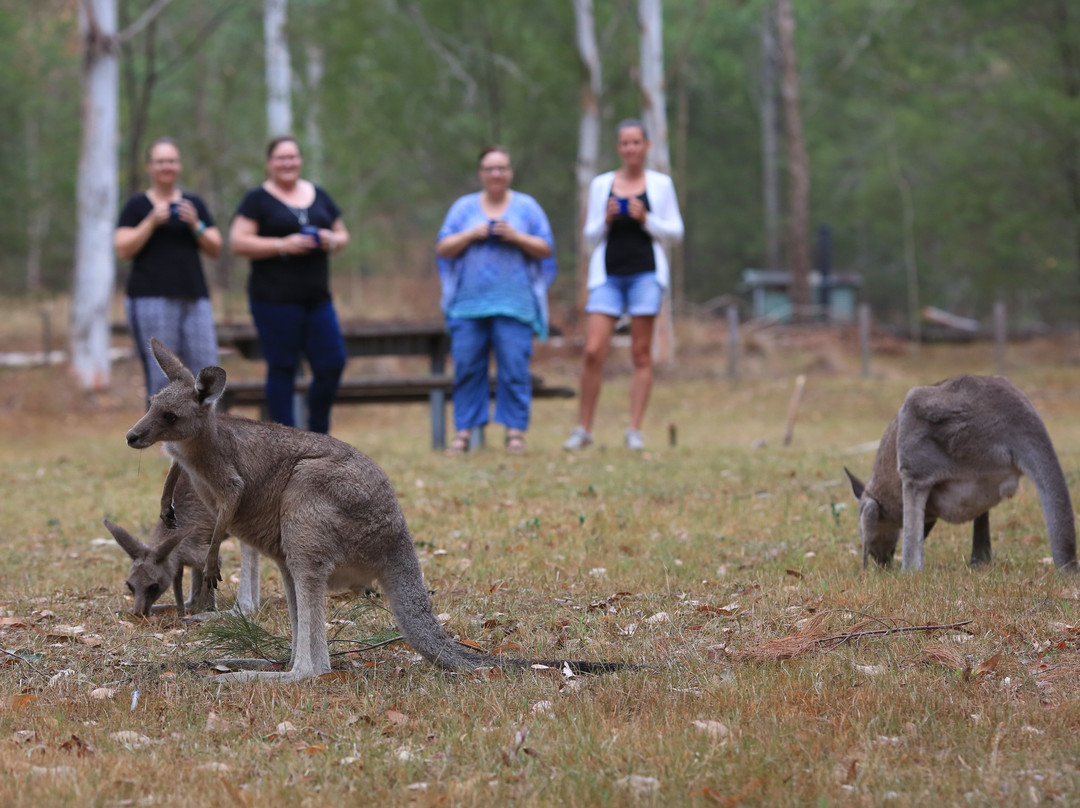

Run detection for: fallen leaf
[[530, 700, 554, 717], [275, 721, 298, 739], [89, 687, 116, 700], [692, 719, 732, 743], [852, 663, 885, 676], [59, 735, 93, 757], [12, 730, 37, 744], [785, 569, 804, 579], [109, 730, 152, 749], [9, 693, 37, 710], [974, 652, 1002, 677], [0, 617, 28, 627], [384, 710, 409, 725], [614, 775, 661, 794], [646, 612, 670, 625]]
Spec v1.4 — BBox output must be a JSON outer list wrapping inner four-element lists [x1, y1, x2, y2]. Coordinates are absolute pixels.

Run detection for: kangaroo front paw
[[203, 564, 221, 588]]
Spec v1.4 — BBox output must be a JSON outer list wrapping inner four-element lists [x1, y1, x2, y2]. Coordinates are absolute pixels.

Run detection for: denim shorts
[[585, 272, 663, 317]]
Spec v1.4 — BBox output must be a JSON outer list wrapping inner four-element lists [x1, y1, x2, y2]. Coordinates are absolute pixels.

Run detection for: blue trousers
[[448, 316, 534, 432], [249, 299, 346, 434]]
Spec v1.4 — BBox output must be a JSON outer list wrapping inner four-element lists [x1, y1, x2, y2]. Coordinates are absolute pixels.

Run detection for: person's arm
[[489, 221, 551, 259], [115, 201, 169, 260], [642, 173, 684, 245], [229, 214, 314, 259], [177, 198, 222, 258], [582, 173, 614, 248], [321, 219, 349, 254], [436, 221, 490, 258]]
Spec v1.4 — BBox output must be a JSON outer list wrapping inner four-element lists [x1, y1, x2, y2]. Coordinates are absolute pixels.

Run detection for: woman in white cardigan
[[564, 120, 684, 451]]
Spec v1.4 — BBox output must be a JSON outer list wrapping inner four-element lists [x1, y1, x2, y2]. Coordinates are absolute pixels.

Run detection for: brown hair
[[145, 137, 179, 161], [616, 118, 649, 140], [266, 135, 301, 160], [477, 145, 511, 167]]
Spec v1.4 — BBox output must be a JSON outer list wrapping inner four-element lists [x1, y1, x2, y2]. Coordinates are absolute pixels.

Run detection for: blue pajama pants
[[248, 299, 347, 434], [447, 316, 534, 432], [126, 296, 219, 403]]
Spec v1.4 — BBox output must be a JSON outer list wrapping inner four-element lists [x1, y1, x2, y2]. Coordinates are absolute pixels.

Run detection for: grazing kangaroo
[[105, 467, 261, 617], [845, 374, 1077, 572], [125, 339, 625, 682]]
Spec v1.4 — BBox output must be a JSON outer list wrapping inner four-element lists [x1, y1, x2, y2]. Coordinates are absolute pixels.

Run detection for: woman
[[115, 137, 223, 403], [563, 119, 684, 451], [228, 135, 349, 434], [436, 146, 556, 455]]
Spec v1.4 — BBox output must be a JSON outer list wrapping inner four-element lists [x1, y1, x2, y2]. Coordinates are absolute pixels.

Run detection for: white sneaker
[[563, 426, 593, 450], [625, 429, 645, 450]]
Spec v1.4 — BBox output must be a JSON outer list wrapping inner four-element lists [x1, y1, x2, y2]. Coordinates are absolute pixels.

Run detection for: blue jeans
[[447, 316, 534, 432], [585, 272, 663, 317], [248, 299, 346, 433]]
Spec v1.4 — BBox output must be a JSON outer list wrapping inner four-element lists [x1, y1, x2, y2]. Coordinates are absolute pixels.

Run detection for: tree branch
[[116, 0, 174, 44]]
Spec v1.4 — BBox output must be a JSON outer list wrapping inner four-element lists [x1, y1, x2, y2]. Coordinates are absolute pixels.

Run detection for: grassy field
[[2, 309, 1080, 807]]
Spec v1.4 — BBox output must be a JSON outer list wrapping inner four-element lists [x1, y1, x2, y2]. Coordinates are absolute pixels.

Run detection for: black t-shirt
[[117, 193, 214, 299], [235, 186, 342, 307], [605, 190, 656, 277]]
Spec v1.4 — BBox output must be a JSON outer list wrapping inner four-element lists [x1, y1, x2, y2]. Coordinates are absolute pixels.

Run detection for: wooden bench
[[219, 374, 575, 449]]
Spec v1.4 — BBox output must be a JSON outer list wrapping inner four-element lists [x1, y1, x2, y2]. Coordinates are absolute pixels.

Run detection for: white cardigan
[[583, 169, 684, 289]]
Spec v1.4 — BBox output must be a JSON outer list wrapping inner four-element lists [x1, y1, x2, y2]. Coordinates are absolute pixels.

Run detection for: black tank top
[[605, 190, 655, 276]]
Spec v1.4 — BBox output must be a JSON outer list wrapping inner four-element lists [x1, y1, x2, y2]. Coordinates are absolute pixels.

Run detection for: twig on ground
[[731, 619, 973, 661], [1, 647, 49, 678]]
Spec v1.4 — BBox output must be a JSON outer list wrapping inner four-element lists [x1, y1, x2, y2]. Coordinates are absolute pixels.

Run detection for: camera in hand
[[169, 202, 181, 220], [300, 225, 320, 248]]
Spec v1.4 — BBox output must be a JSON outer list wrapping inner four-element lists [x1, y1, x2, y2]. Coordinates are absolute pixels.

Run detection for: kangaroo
[[845, 374, 1077, 572], [105, 467, 261, 617], [124, 339, 626, 682]]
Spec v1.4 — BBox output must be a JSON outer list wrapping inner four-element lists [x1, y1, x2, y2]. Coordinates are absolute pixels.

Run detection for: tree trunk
[[760, 6, 782, 271], [303, 42, 325, 183], [638, 0, 674, 362], [1053, 0, 1080, 302], [264, 0, 292, 137], [573, 0, 602, 321], [776, 0, 811, 317], [72, 0, 120, 389]]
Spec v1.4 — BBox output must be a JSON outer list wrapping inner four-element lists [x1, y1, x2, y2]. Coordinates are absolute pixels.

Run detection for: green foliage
[[2, 0, 1080, 321]]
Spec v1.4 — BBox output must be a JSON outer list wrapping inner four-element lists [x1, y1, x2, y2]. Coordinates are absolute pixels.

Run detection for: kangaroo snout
[[126, 428, 148, 448]]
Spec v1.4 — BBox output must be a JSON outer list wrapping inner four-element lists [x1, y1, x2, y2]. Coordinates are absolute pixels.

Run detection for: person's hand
[[605, 196, 620, 224], [148, 201, 171, 227], [627, 196, 647, 223], [280, 233, 316, 255], [490, 219, 515, 241], [470, 221, 492, 242], [176, 199, 199, 228]]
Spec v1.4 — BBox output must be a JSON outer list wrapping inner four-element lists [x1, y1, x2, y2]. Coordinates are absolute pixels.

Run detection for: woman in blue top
[[436, 146, 556, 455]]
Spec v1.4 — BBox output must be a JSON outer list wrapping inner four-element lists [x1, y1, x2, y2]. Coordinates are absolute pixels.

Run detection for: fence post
[[858, 302, 871, 379], [726, 305, 739, 379], [994, 301, 1006, 375]]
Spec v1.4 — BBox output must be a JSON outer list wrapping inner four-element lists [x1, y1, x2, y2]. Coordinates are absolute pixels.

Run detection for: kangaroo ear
[[104, 519, 150, 560], [153, 527, 187, 563], [195, 366, 227, 405], [844, 467, 865, 500], [150, 339, 195, 386]]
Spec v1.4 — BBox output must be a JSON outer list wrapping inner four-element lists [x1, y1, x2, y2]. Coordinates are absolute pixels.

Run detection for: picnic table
[[214, 321, 573, 450]]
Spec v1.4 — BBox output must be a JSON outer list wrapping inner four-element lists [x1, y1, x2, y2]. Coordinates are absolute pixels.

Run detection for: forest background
[[2, 0, 1079, 332]]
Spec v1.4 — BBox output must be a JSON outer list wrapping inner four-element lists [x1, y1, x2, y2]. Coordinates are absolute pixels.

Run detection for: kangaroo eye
[[163, 412, 178, 424]]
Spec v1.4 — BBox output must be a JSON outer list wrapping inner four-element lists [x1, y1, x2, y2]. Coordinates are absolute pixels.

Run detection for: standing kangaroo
[[105, 467, 261, 616], [845, 374, 1077, 572], [125, 339, 625, 682]]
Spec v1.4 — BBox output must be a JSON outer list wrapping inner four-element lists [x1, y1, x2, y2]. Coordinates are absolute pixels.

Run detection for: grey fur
[[846, 374, 1077, 572], [106, 467, 260, 617], [125, 339, 625, 682]]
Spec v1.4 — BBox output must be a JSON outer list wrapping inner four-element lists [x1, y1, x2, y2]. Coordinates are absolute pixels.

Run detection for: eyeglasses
[[150, 158, 180, 166], [480, 165, 512, 174], [271, 154, 302, 163]]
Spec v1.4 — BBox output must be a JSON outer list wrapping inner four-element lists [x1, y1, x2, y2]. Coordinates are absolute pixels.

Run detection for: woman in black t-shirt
[[228, 136, 350, 434], [115, 137, 223, 403]]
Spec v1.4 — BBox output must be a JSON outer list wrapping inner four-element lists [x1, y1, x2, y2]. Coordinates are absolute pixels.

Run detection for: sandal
[[505, 432, 526, 454], [445, 433, 470, 456]]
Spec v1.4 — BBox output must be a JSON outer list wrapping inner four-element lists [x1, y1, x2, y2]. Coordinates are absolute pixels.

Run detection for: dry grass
[[3, 297, 1080, 806]]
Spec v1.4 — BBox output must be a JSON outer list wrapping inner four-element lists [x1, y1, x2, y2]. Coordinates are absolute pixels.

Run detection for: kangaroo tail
[[382, 533, 630, 672], [1015, 424, 1078, 571]]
